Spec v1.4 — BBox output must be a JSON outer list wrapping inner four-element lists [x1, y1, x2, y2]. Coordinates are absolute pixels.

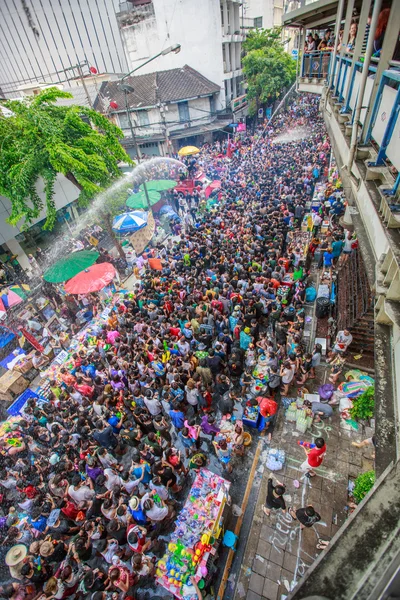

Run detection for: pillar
[[6, 238, 30, 271]]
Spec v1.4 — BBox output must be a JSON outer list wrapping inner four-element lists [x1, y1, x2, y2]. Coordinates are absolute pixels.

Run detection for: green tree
[[242, 27, 296, 116], [0, 87, 131, 231]]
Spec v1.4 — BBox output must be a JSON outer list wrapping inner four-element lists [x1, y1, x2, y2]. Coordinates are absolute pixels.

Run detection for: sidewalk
[[233, 366, 374, 600]]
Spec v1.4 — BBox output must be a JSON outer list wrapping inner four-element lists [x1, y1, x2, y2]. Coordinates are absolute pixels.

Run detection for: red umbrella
[[64, 263, 116, 294], [205, 180, 221, 198]]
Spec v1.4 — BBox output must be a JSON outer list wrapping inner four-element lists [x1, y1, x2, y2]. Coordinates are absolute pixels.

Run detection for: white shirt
[[104, 468, 123, 490], [144, 397, 162, 416], [68, 484, 95, 503]]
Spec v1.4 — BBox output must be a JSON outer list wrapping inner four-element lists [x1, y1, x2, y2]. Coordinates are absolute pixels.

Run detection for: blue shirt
[[108, 416, 122, 434], [129, 507, 147, 525], [169, 409, 185, 429], [133, 464, 152, 484], [29, 515, 47, 532]]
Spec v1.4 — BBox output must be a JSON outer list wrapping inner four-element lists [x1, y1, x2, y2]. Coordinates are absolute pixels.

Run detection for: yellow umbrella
[[178, 145, 200, 157]]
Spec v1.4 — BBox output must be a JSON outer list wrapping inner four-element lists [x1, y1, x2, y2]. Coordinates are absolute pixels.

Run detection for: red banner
[[20, 328, 44, 353]]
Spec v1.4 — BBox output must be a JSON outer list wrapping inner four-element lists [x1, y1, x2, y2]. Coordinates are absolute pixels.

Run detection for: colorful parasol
[[0, 298, 6, 318], [64, 263, 116, 295], [44, 250, 99, 283], [112, 211, 148, 233], [140, 180, 177, 192], [178, 146, 200, 157], [9, 285, 30, 301], [1, 289, 23, 309], [126, 190, 161, 210]]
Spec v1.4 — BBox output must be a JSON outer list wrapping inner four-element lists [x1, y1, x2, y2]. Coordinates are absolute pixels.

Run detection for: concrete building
[[0, 0, 245, 109], [243, 0, 284, 30], [0, 0, 128, 98], [278, 0, 400, 598], [98, 65, 232, 156], [117, 0, 245, 109]]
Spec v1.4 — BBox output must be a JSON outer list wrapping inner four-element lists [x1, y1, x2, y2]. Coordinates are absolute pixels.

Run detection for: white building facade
[[242, 0, 284, 30], [0, 0, 245, 108]]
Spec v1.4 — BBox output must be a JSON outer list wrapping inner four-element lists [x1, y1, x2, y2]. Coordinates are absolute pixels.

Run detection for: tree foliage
[[0, 87, 131, 230], [242, 27, 296, 114]]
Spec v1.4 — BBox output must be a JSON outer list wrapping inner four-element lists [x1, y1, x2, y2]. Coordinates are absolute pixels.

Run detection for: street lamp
[[118, 44, 181, 210], [121, 44, 181, 82]]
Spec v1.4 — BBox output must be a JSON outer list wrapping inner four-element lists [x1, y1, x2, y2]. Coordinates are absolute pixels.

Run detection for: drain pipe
[[346, 0, 382, 172], [327, 0, 345, 91]]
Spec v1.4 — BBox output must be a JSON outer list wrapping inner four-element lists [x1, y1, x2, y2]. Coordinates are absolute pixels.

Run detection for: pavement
[[231, 364, 375, 600]]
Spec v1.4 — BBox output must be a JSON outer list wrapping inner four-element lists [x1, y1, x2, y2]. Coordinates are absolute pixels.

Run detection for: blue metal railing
[[329, 52, 400, 196], [301, 51, 332, 79]]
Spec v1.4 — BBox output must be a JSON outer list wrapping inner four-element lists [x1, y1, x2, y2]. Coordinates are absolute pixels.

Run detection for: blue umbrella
[[112, 211, 148, 233]]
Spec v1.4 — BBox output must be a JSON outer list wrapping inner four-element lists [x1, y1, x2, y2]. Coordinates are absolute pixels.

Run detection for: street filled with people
[[0, 93, 357, 600]]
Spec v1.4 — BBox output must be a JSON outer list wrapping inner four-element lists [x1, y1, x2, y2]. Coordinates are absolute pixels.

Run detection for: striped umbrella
[[112, 211, 148, 233]]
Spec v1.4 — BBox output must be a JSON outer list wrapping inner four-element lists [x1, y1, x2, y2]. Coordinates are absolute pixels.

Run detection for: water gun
[[298, 441, 316, 449]]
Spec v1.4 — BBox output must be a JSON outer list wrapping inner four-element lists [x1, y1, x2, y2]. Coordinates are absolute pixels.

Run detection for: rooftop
[[98, 65, 220, 112]]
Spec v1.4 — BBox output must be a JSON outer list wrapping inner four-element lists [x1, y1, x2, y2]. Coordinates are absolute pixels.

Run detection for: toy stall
[[156, 469, 231, 598]]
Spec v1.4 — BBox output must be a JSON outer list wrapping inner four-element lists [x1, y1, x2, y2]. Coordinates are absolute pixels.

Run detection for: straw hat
[[40, 541, 54, 557], [129, 496, 140, 511], [5, 544, 27, 566]]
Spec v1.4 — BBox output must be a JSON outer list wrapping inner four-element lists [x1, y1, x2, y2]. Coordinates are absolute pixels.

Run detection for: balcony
[[298, 51, 332, 93]]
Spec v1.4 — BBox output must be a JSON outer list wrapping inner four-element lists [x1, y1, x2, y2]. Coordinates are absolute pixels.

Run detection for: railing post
[[361, 6, 400, 143], [342, 0, 372, 111], [363, 75, 386, 145], [339, 60, 349, 101], [334, 58, 343, 97], [344, 63, 359, 113], [374, 87, 400, 166]]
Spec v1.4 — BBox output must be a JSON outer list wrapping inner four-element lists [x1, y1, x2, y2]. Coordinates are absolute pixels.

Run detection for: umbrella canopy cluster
[[0, 285, 31, 316], [112, 211, 148, 233], [126, 180, 177, 210], [43, 250, 115, 295], [64, 263, 116, 295]]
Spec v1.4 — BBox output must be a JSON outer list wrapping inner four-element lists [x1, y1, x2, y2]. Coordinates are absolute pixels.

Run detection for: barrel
[[316, 296, 330, 319]]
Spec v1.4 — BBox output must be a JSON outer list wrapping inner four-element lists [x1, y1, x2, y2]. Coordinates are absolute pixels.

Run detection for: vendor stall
[[156, 469, 231, 598]]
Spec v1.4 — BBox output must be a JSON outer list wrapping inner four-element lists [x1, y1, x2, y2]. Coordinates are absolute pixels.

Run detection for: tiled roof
[[99, 65, 220, 111]]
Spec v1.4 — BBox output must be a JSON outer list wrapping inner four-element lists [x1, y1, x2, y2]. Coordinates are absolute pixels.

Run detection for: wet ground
[[231, 364, 375, 600]]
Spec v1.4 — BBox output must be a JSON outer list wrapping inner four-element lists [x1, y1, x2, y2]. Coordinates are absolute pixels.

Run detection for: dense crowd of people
[[0, 94, 353, 600]]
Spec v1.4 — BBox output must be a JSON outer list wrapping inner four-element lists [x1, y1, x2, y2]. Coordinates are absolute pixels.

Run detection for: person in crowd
[[0, 93, 348, 599]]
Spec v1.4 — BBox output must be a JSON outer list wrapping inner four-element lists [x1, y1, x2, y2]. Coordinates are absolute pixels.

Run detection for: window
[[178, 101, 190, 123], [254, 16, 263, 28], [137, 110, 149, 126], [118, 112, 131, 131], [209, 95, 216, 115]]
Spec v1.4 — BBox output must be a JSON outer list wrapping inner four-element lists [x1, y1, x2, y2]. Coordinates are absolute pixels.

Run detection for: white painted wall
[[0, 175, 80, 245], [244, 0, 284, 29], [0, 0, 127, 98], [119, 97, 214, 138], [118, 0, 226, 108]]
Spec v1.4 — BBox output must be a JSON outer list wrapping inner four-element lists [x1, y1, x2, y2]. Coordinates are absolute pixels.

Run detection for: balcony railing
[[301, 51, 332, 79], [329, 53, 400, 203]]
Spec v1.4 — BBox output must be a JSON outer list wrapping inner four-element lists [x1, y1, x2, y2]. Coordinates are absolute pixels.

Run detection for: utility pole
[[76, 63, 93, 108], [159, 103, 171, 156], [121, 85, 152, 211]]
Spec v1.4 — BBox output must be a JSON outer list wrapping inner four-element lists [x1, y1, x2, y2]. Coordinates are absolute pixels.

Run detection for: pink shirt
[[107, 330, 120, 344]]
